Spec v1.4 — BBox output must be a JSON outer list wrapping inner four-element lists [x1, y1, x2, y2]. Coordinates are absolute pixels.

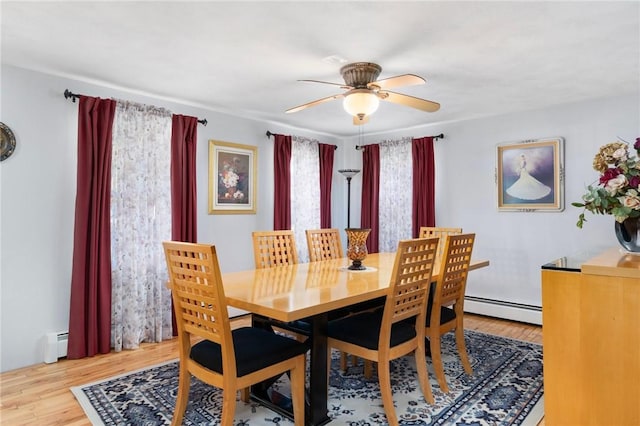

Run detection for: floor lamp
[[339, 169, 371, 270], [338, 169, 360, 228]]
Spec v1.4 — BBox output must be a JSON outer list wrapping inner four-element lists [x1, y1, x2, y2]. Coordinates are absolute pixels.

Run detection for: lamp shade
[[343, 90, 379, 117], [338, 169, 360, 179]]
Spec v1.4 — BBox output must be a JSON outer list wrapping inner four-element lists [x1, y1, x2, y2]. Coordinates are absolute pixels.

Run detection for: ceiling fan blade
[[353, 115, 370, 125], [299, 79, 352, 90], [285, 93, 344, 114], [381, 90, 440, 112], [369, 74, 425, 90]]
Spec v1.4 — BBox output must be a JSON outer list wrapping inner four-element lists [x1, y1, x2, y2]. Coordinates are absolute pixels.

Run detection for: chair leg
[[364, 360, 374, 379], [455, 325, 473, 374], [377, 360, 398, 426], [339, 353, 364, 372], [340, 351, 348, 372], [415, 340, 434, 404], [220, 389, 237, 426], [430, 333, 449, 393], [171, 365, 191, 426], [240, 387, 250, 403], [290, 356, 306, 426]]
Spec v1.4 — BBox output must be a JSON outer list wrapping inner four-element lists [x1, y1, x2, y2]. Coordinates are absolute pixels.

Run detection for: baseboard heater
[[464, 296, 542, 325], [44, 331, 69, 363]]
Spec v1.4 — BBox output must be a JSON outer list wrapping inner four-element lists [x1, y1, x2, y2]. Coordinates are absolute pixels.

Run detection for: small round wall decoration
[[1, 122, 17, 161]]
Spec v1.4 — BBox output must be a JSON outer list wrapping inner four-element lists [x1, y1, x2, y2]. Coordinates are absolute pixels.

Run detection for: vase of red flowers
[[573, 137, 640, 252]]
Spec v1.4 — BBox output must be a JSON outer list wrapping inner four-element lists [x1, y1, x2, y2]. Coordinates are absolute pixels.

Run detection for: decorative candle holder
[[345, 228, 371, 270]]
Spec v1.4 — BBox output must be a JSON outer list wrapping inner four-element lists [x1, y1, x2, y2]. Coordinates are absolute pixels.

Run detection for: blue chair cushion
[[190, 327, 308, 377], [425, 288, 456, 326], [426, 305, 456, 326], [327, 310, 417, 350], [264, 297, 386, 337]]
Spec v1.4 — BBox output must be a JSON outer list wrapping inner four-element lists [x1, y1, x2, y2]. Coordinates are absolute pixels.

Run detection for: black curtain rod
[[355, 133, 444, 150], [266, 130, 337, 150], [63, 89, 208, 126]]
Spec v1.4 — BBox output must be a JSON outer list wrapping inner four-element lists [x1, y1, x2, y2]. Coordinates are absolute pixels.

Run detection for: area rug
[[71, 330, 543, 425]]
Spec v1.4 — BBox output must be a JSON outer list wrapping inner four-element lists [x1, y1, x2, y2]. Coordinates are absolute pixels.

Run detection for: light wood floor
[[0, 314, 543, 426]]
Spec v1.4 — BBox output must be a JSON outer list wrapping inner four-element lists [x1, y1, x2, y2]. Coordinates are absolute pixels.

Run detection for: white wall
[[0, 65, 344, 372], [342, 94, 639, 319], [1, 64, 638, 372]]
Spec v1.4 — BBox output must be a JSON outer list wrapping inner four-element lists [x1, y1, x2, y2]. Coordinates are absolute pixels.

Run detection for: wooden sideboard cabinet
[[541, 248, 640, 425]]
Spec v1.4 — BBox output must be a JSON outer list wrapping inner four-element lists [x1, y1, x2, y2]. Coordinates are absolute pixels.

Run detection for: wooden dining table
[[222, 252, 490, 426]]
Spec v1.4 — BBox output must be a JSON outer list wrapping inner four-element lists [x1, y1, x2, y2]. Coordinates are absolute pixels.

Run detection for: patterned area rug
[[71, 330, 543, 425]]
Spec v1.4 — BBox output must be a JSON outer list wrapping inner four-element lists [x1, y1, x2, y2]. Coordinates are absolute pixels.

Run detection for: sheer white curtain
[[378, 137, 413, 252], [110, 100, 173, 351], [291, 136, 321, 262]]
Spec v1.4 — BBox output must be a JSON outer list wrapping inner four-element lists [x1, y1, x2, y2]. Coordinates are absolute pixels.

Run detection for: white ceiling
[[2, 1, 639, 137]]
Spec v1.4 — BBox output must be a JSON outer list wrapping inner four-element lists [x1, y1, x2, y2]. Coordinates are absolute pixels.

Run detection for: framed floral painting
[[496, 137, 564, 212], [209, 140, 257, 214]]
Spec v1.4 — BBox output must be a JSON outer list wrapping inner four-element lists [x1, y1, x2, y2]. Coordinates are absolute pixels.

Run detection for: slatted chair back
[[380, 237, 440, 340], [419, 226, 463, 263], [306, 228, 343, 262], [252, 230, 299, 269], [436, 233, 475, 308], [163, 242, 234, 369]]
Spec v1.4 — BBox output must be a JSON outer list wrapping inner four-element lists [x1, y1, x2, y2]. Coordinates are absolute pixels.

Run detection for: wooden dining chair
[[419, 226, 463, 263], [163, 241, 307, 426], [425, 233, 475, 393], [306, 228, 343, 262], [327, 238, 439, 426], [252, 230, 299, 269]]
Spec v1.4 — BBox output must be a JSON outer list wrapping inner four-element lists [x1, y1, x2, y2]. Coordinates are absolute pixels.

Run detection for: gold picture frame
[[496, 137, 564, 212], [209, 140, 257, 214]]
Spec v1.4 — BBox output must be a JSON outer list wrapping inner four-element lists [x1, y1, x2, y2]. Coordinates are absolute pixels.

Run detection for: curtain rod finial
[[64, 89, 79, 103]]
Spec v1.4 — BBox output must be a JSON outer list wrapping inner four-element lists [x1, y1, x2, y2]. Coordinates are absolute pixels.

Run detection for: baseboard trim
[[465, 296, 542, 325]]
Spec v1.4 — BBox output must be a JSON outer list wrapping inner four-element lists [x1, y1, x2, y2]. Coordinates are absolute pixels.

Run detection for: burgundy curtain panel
[[273, 134, 292, 230], [360, 144, 380, 253], [412, 136, 436, 237], [67, 96, 116, 359], [170, 114, 198, 242], [318, 143, 335, 228], [170, 114, 198, 335]]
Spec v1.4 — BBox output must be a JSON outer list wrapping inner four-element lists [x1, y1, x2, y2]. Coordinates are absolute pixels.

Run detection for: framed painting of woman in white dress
[[496, 137, 564, 211]]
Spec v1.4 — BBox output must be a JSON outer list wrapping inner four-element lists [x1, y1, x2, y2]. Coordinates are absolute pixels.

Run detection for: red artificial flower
[[599, 167, 622, 185]]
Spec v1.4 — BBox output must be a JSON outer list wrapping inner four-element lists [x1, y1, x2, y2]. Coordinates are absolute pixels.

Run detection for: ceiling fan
[[285, 62, 440, 125]]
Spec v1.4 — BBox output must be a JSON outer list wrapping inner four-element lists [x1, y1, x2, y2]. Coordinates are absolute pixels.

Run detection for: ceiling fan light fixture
[[287, 62, 439, 119], [342, 89, 379, 117]]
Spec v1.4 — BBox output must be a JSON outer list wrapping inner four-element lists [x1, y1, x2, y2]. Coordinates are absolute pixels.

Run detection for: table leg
[[307, 312, 331, 425]]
